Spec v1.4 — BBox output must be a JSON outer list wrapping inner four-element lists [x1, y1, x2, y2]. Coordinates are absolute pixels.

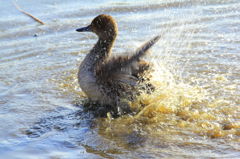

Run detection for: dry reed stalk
[[13, 1, 45, 25]]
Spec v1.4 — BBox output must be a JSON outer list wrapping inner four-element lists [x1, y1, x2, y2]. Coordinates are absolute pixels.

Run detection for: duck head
[[76, 14, 118, 40]]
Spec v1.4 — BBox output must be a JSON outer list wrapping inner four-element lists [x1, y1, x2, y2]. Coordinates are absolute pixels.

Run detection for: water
[[0, 0, 240, 158]]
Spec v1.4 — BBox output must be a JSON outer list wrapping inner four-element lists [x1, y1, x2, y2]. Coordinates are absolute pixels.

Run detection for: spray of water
[[55, 13, 240, 140]]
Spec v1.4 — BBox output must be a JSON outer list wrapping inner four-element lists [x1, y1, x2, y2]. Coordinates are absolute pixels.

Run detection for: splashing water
[[1, 0, 240, 158], [57, 24, 240, 142]]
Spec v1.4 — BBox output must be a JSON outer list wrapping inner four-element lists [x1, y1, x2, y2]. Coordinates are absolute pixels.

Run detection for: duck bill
[[76, 25, 91, 32]]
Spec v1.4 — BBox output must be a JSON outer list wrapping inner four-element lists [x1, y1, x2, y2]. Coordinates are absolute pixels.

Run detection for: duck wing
[[96, 35, 160, 79], [95, 35, 160, 100], [95, 36, 160, 100], [101, 35, 160, 74], [96, 36, 160, 91]]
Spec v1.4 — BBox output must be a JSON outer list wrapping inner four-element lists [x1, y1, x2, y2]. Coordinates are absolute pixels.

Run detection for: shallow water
[[0, 0, 240, 158]]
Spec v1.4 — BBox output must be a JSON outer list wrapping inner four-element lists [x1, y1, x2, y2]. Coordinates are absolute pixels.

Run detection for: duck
[[76, 14, 160, 115]]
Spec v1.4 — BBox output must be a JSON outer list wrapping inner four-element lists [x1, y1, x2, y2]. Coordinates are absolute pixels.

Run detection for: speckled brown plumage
[[76, 14, 160, 115]]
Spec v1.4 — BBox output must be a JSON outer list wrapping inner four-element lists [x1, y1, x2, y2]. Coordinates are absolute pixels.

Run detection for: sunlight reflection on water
[[0, 0, 239, 158]]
